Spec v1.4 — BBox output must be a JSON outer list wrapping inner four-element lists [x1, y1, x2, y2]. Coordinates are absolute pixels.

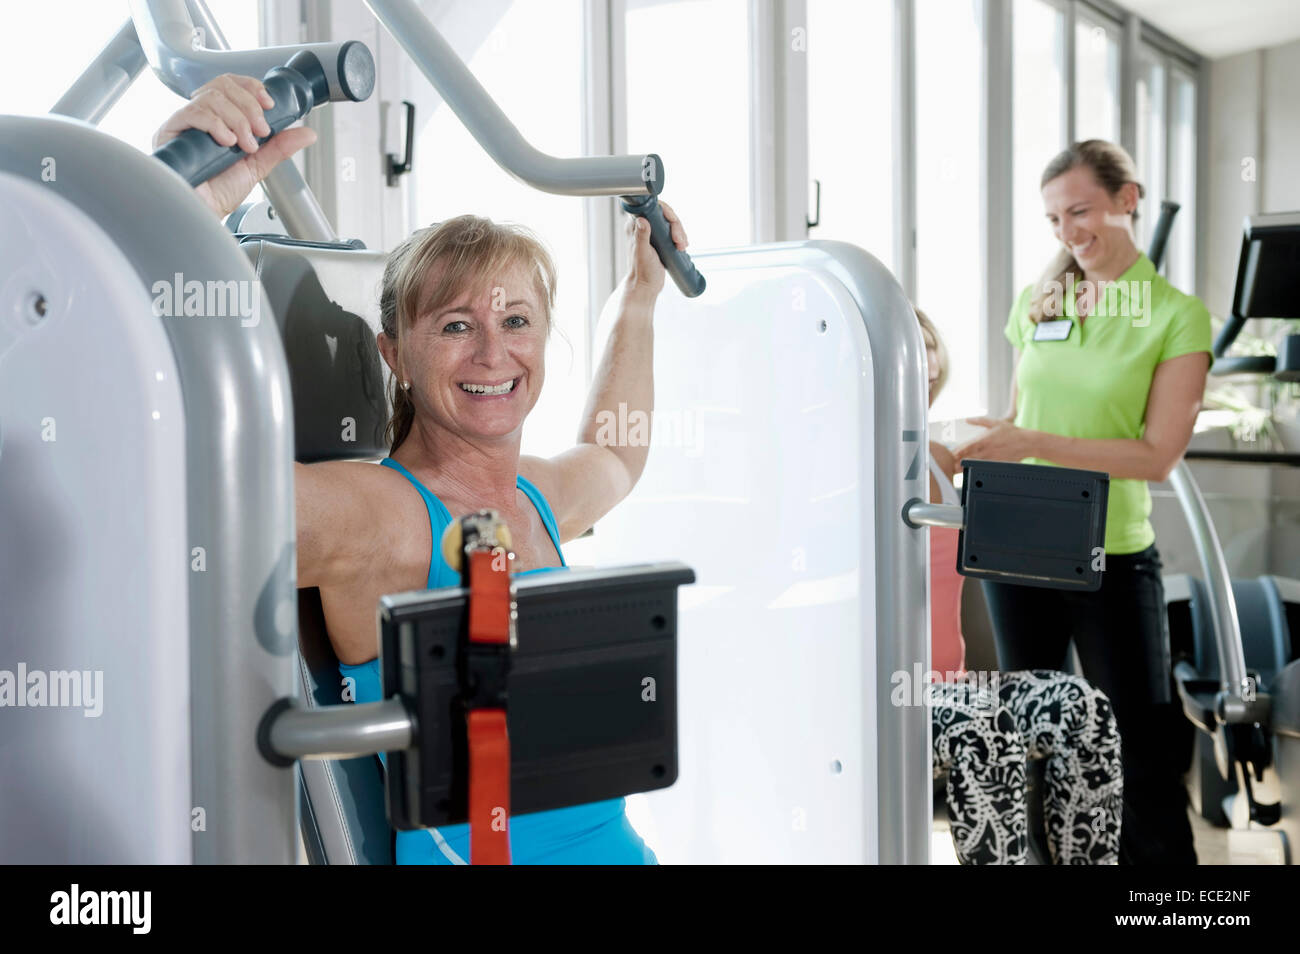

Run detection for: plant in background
[[1200, 317, 1298, 450]]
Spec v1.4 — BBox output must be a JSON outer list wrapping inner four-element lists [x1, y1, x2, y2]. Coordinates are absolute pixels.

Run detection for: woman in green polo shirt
[[954, 140, 1211, 865]]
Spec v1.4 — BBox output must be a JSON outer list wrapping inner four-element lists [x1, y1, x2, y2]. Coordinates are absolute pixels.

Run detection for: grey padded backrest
[[245, 239, 391, 461], [243, 238, 395, 864]]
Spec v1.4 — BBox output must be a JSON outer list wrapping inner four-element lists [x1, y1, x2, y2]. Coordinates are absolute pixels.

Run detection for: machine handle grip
[[152, 52, 327, 188], [620, 193, 706, 299]]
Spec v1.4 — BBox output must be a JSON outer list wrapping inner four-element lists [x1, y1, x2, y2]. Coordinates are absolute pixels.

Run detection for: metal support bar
[[750, 0, 808, 243], [1168, 460, 1252, 706], [892, 0, 916, 298], [1064, 1, 1077, 140], [1119, 12, 1140, 159], [902, 500, 964, 531], [267, 699, 413, 760], [583, 0, 619, 381], [983, 0, 1014, 420], [185, 0, 338, 241], [364, 0, 659, 196], [131, 0, 361, 103], [51, 20, 148, 124]]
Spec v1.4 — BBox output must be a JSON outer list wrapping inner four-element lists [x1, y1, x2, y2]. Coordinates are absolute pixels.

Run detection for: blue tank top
[[339, 457, 657, 865]]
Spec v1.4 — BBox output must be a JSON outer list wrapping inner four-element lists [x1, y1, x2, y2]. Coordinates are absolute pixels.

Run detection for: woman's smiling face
[[1042, 164, 1138, 278], [404, 259, 548, 442]]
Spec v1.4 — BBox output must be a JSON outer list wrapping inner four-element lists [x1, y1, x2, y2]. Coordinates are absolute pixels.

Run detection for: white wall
[[1152, 38, 1300, 581], [1204, 37, 1300, 318]]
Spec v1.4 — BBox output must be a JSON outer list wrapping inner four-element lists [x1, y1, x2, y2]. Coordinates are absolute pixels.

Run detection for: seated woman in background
[[917, 308, 965, 681], [917, 308, 1124, 865]]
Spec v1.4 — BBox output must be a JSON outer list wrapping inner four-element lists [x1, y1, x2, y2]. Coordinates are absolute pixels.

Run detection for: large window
[[1012, 0, 1068, 293], [1135, 47, 1167, 251], [1166, 66, 1197, 290], [915, 0, 983, 420], [0, 1, 260, 153], [625, 0, 751, 250], [806, 0, 895, 272], [415, 1, 590, 462], [1074, 12, 1120, 143]]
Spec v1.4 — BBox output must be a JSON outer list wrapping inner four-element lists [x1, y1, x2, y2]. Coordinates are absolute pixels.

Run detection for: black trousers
[[982, 544, 1198, 865]]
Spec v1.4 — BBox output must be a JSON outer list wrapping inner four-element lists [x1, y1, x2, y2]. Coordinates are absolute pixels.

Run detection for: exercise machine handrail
[[50, 19, 147, 123], [1146, 199, 1180, 276], [901, 501, 963, 530], [363, 0, 661, 197], [265, 699, 414, 762], [1146, 199, 1256, 718], [171, 0, 340, 243], [1183, 450, 1300, 467], [1168, 462, 1253, 713], [130, 0, 362, 104], [53, 2, 342, 242]]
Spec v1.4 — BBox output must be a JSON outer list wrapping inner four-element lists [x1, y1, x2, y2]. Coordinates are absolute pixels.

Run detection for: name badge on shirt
[[1033, 319, 1073, 341]]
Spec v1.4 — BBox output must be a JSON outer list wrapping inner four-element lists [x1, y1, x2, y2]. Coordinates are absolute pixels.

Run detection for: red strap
[[466, 547, 512, 865], [468, 549, 511, 645], [467, 709, 510, 864]]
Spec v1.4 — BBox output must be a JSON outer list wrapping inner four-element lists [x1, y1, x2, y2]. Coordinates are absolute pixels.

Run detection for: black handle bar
[[620, 193, 706, 299], [153, 44, 374, 188]]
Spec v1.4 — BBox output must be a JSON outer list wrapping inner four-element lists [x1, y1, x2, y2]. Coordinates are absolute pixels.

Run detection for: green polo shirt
[[1005, 252, 1212, 554]]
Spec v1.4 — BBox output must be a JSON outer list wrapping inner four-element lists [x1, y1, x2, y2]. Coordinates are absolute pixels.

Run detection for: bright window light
[[1167, 67, 1197, 292], [1012, 0, 1067, 293], [1135, 48, 1166, 252], [1, 2, 260, 153], [806, 0, 895, 272], [915, 0, 983, 420], [415, 1, 590, 463], [625, 0, 751, 251], [1074, 14, 1120, 143]]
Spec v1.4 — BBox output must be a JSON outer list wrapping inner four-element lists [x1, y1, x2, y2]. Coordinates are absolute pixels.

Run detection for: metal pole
[[184, 0, 338, 241], [364, 0, 658, 196], [50, 20, 147, 124], [267, 700, 414, 761], [902, 500, 964, 531], [1168, 461, 1251, 702], [892, 0, 916, 298]]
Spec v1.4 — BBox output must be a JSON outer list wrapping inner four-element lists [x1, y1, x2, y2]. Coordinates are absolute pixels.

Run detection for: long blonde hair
[[1028, 140, 1144, 323], [914, 306, 948, 401], [379, 215, 557, 452]]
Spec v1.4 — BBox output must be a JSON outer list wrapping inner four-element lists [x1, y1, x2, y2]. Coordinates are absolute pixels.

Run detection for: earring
[[401, 380, 411, 391]]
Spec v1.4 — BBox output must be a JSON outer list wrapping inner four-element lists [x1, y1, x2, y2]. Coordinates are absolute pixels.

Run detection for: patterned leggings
[[931, 670, 1123, 865]]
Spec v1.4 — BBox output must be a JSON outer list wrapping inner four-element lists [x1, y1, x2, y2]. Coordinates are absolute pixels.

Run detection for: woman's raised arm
[[520, 204, 688, 542]]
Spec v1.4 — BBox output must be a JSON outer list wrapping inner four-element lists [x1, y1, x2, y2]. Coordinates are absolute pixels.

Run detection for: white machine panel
[[0, 173, 191, 863], [591, 262, 878, 863]]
